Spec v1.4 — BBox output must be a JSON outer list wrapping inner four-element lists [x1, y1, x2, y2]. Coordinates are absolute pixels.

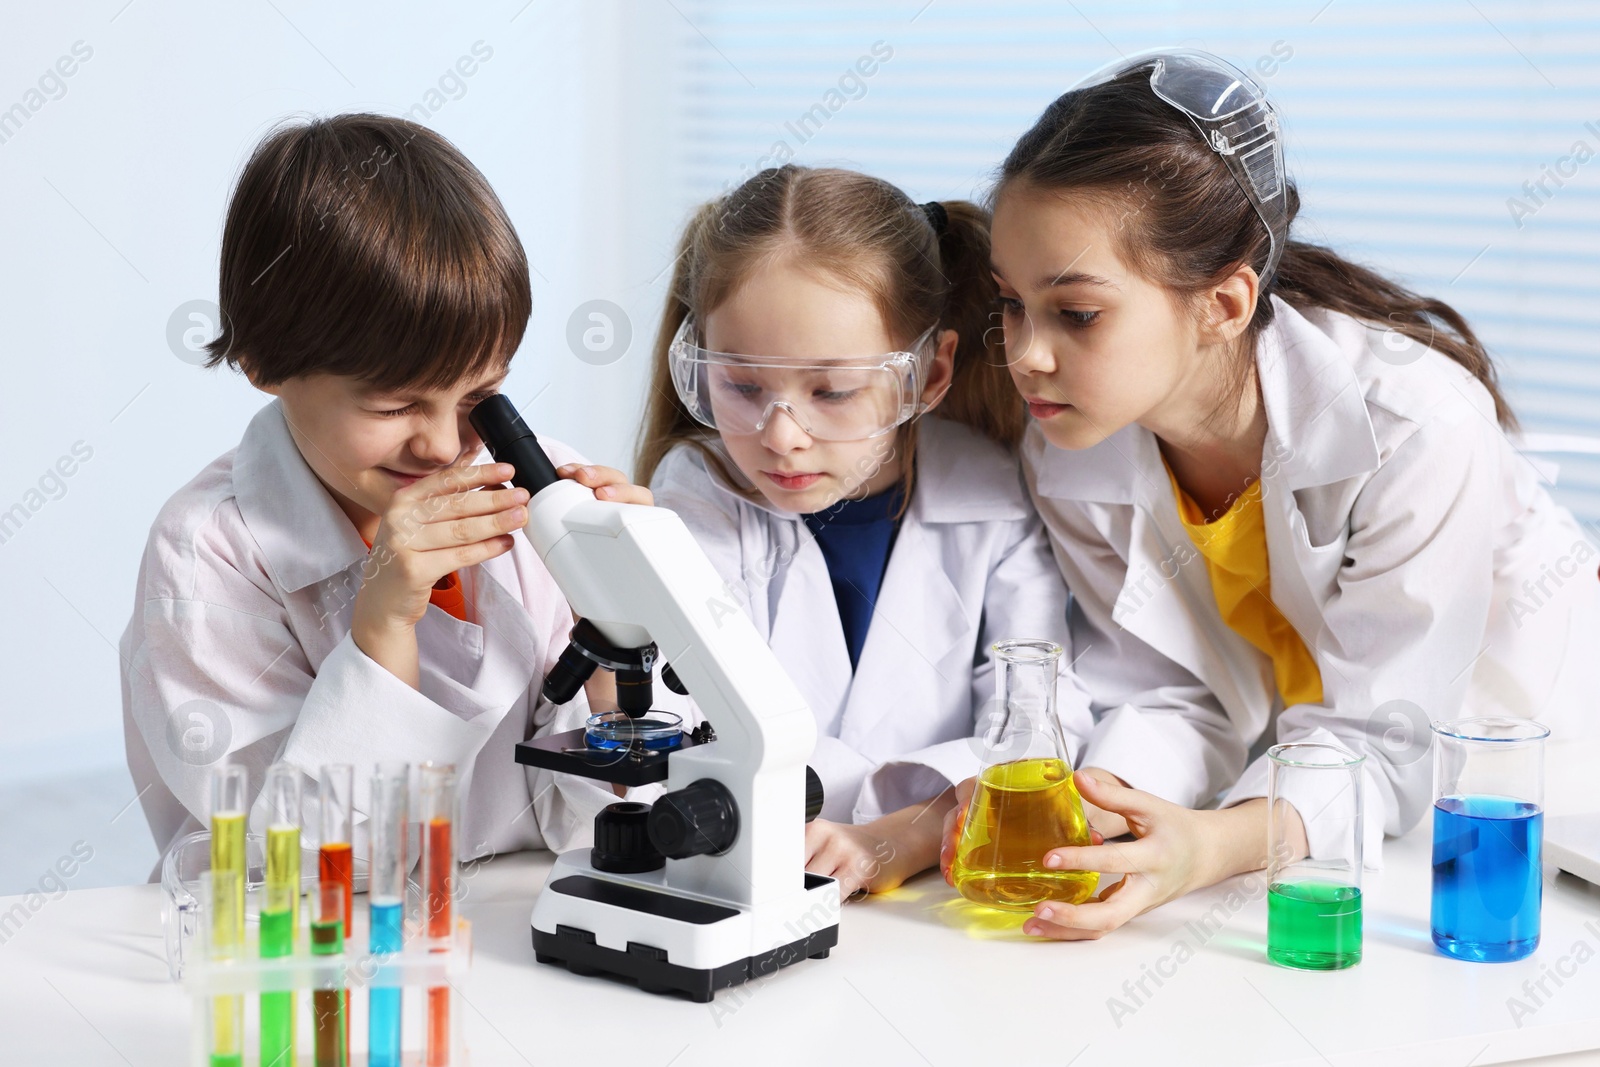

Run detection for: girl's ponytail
[[1269, 209, 1514, 427], [635, 201, 722, 488], [927, 199, 1026, 449]]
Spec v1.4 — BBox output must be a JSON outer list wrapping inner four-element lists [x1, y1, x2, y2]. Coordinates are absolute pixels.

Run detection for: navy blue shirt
[[801, 483, 907, 671]]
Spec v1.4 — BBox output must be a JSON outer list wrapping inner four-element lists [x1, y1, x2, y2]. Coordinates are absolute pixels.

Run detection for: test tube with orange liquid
[[420, 762, 458, 1067], [318, 764, 353, 1065]]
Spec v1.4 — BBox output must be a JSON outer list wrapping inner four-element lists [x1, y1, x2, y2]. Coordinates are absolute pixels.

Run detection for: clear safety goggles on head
[[1074, 48, 1288, 285], [667, 318, 939, 442]]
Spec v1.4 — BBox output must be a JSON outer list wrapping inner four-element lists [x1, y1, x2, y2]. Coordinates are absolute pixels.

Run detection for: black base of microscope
[[531, 873, 840, 1003], [533, 924, 838, 1004]]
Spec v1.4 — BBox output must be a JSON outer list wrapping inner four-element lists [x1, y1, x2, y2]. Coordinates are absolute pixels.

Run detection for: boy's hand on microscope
[[1020, 772, 1215, 941], [353, 459, 529, 683], [556, 464, 653, 506]]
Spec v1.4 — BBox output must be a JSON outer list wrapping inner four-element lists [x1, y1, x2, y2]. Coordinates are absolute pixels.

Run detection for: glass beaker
[[1431, 717, 1548, 962], [163, 830, 256, 981], [162, 829, 330, 980], [1266, 742, 1365, 970], [951, 639, 1097, 911]]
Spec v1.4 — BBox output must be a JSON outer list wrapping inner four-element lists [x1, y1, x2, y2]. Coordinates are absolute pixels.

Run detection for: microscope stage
[[515, 726, 701, 787]]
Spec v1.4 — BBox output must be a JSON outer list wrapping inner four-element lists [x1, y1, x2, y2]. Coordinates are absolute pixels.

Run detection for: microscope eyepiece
[[469, 394, 562, 496]]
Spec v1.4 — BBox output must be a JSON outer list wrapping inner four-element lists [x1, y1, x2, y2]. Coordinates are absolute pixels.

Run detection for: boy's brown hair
[[206, 113, 530, 392]]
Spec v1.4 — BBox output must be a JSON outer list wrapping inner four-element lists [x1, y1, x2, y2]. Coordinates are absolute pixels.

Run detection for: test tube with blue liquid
[[368, 763, 408, 1067], [1431, 717, 1548, 962]]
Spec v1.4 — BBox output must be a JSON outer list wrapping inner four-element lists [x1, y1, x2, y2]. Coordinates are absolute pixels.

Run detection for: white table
[[5, 745, 1600, 1067]]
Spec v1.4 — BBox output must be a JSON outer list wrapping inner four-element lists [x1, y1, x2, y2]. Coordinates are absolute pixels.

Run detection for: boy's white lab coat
[[120, 399, 621, 871], [650, 416, 1094, 824], [1025, 296, 1600, 861]]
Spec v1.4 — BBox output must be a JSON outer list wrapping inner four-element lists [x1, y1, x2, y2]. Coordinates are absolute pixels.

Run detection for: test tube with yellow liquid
[[951, 639, 1098, 911], [208, 764, 247, 1067], [261, 763, 301, 1067]]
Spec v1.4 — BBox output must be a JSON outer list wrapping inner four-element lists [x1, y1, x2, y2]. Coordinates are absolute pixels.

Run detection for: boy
[[121, 113, 646, 867]]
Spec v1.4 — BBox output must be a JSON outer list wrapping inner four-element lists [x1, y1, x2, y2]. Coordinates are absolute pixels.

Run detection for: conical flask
[[952, 639, 1099, 911]]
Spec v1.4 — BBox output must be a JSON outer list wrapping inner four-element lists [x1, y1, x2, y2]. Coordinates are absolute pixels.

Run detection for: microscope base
[[530, 853, 840, 1003]]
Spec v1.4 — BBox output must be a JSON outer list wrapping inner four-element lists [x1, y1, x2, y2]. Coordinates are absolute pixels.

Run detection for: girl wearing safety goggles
[[970, 49, 1600, 939], [636, 164, 1094, 899]]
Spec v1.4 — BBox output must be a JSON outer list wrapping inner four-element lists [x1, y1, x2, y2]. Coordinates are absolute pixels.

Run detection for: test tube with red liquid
[[420, 762, 458, 1067]]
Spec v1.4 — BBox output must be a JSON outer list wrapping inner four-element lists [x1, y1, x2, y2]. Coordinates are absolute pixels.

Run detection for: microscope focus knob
[[591, 802, 664, 874], [648, 780, 739, 859], [805, 765, 824, 823]]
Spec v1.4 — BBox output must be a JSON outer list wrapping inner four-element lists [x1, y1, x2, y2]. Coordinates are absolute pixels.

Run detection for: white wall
[[0, 0, 684, 887]]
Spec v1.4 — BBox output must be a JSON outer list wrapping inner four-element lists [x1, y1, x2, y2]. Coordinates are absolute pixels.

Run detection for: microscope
[[469, 396, 839, 1003]]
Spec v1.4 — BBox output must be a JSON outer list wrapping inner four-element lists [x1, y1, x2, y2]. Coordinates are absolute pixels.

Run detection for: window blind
[[670, 0, 1600, 524]]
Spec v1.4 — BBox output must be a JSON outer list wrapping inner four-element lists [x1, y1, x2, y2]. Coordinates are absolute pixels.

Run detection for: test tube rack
[[180, 877, 472, 1067]]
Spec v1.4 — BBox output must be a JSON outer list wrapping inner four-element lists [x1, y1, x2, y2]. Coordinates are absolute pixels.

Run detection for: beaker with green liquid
[[951, 639, 1098, 911], [1266, 742, 1365, 970]]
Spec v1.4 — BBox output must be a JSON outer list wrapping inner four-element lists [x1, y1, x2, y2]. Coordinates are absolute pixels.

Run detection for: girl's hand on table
[[808, 789, 957, 899], [1021, 772, 1262, 940]]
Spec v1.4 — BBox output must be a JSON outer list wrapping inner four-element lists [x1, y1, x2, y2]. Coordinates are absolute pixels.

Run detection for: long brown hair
[[634, 165, 1023, 493], [996, 67, 1516, 429]]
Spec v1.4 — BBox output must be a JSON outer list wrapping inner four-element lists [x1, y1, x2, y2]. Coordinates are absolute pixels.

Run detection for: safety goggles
[[667, 318, 939, 442], [1075, 49, 1288, 285]]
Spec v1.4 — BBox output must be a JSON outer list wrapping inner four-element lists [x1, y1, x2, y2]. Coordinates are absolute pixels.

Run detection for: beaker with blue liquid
[[1430, 717, 1548, 963]]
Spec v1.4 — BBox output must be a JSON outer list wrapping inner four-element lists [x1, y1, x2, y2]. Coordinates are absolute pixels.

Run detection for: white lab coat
[[650, 416, 1094, 824], [1025, 296, 1600, 862], [120, 399, 623, 873]]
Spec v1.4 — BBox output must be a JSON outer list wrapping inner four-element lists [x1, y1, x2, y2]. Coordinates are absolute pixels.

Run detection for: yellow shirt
[[1166, 463, 1324, 707]]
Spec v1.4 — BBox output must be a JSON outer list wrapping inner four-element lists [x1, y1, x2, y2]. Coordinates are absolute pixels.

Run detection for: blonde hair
[[634, 165, 1022, 496]]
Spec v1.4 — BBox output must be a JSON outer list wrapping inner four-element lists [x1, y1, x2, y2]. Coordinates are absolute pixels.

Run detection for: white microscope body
[[472, 396, 838, 1002]]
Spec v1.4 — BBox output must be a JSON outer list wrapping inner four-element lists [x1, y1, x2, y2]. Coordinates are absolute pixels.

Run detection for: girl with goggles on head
[[637, 164, 1095, 900], [965, 48, 1600, 940]]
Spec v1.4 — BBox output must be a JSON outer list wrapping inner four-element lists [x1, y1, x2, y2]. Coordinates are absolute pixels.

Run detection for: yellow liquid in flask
[[951, 758, 1099, 911]]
